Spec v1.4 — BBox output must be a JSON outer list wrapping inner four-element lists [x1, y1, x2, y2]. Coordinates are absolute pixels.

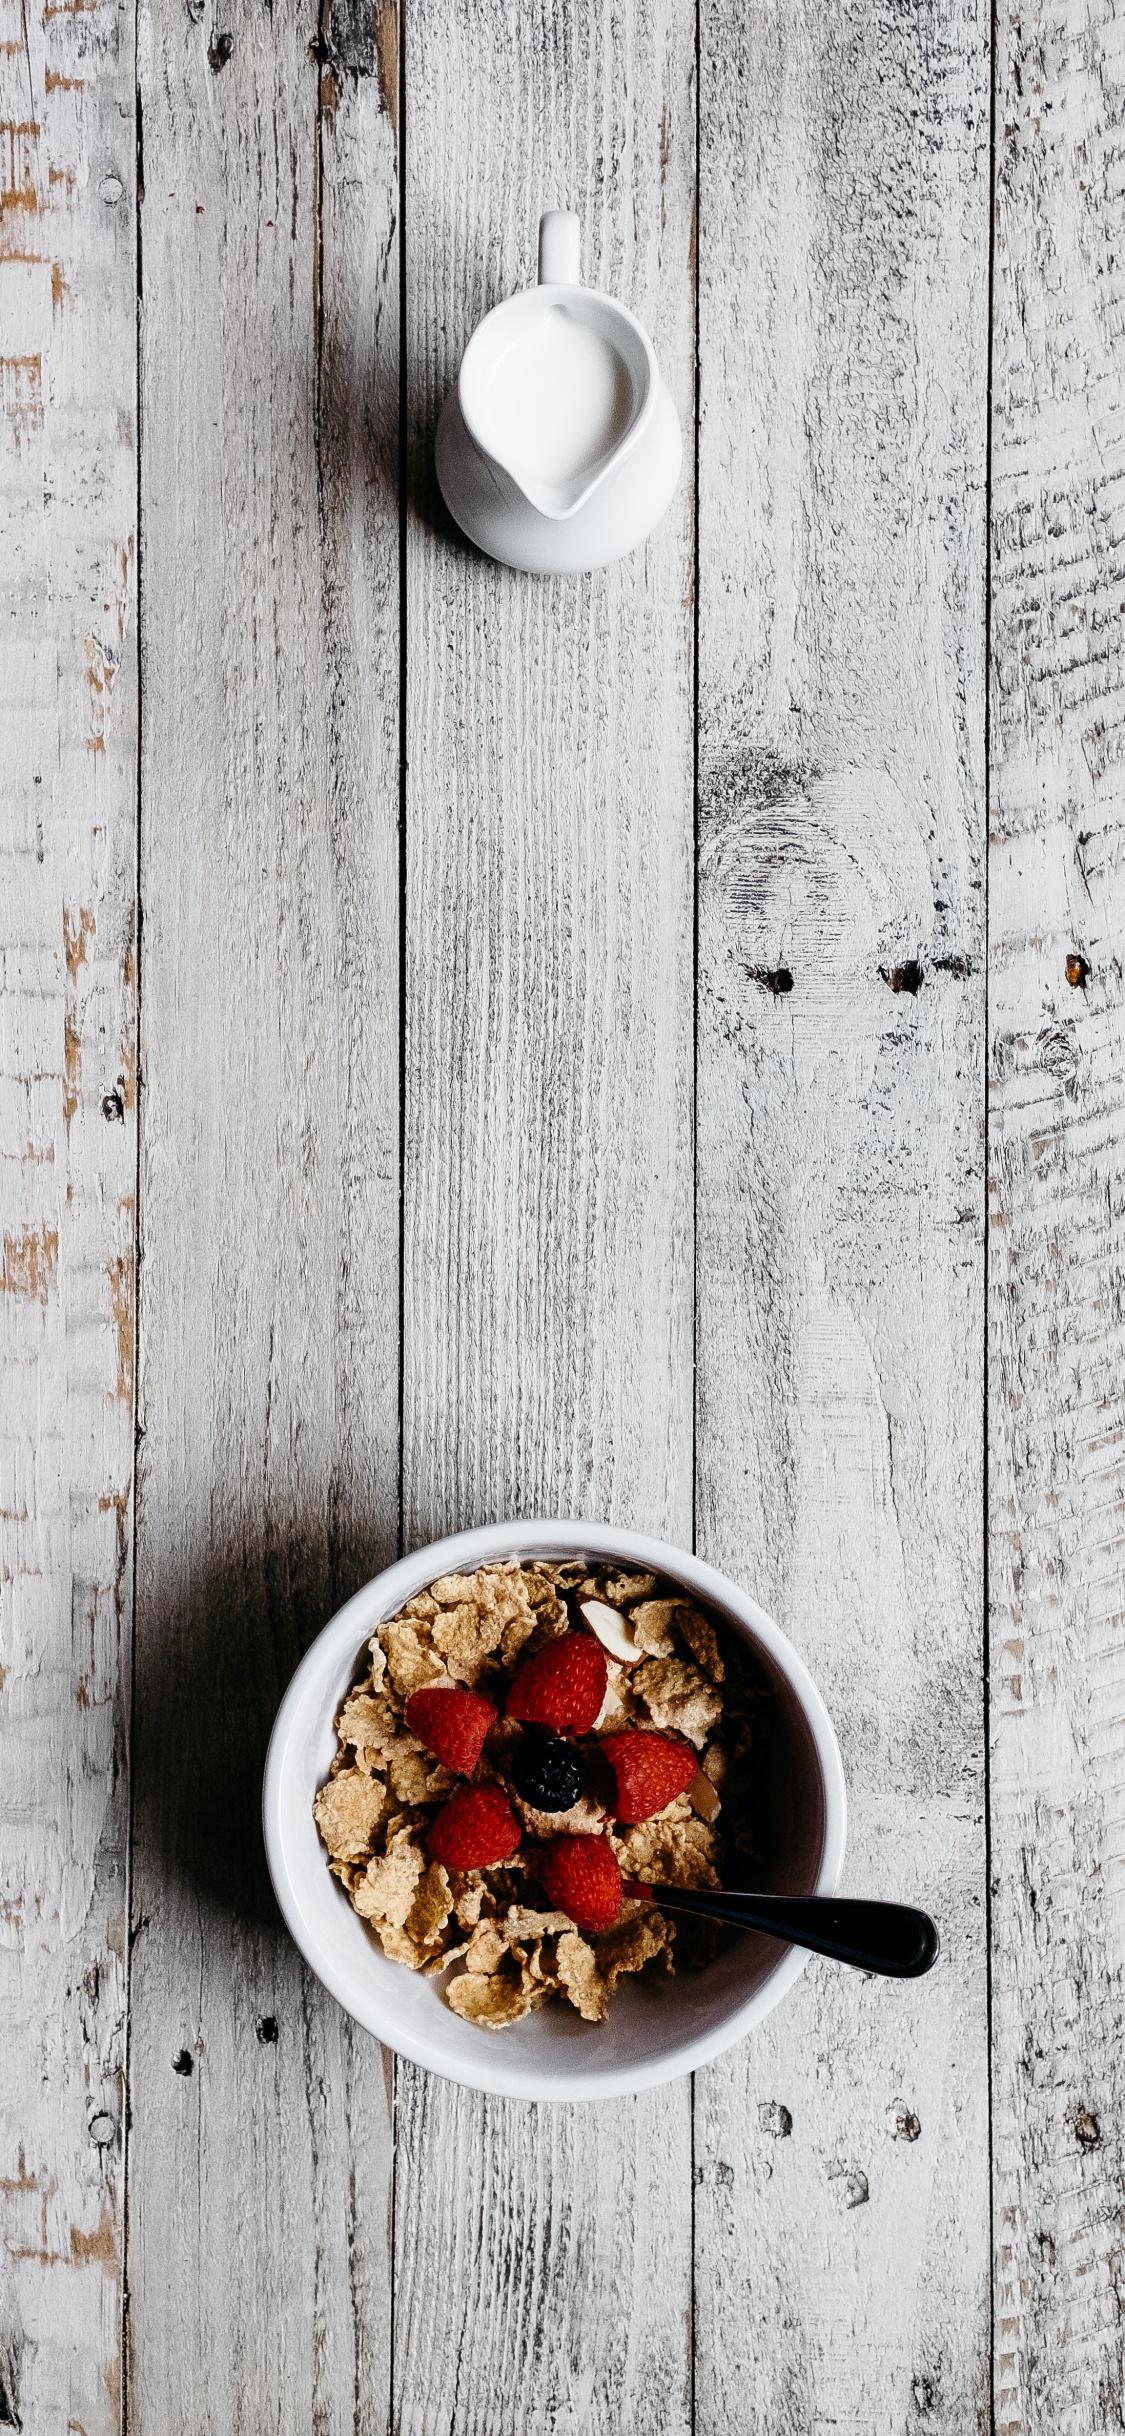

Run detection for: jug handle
[[538, 210, 580, 287]]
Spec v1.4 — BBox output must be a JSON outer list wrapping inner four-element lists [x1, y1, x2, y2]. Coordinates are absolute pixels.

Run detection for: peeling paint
[[82, 636, 117, 752], [107, 1252, 133, 1400], [64, 1006, 80, 1125], [1, 1226, 58, 1303], [375, 0, 398, 134], [0, 353, 43, 440], [0, 121, 40, 210], [97, 1483, 130, 1616], [70, 2206, 118, 2273], [64, 905, 95, 977]]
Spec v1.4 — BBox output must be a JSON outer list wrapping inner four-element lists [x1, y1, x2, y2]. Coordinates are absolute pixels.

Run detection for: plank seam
[[984, 1, 998, 2427], [689, 0, 702, 2425], [390, 3, 408, 2429], [123, 24, 145, 2436], [396, 0, 408, 1585]]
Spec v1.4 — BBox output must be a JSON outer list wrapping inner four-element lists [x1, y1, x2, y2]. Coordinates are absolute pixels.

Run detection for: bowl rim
[[263, 1519, 847, 2101]]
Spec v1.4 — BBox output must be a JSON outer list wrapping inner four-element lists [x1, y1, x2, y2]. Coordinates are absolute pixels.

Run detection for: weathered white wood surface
[[693, 0, 991, 2428], [990, 5, 1125, 2433], [6, 0, 1125, 2425], [127, 2, 399, 2429], [0, 0, 136, 2424], [391, 5, 697, 2429]]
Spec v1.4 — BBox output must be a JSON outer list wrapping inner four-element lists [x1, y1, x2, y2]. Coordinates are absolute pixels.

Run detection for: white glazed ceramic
[[435, 212, 682, 574], [263, 1519, 846, 2103]]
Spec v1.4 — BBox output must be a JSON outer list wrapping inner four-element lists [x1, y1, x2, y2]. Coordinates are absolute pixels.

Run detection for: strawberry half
[[426, 1784, 521, 1871], [405, 1685, 497, 1774], [540, 1834, 623, 1933], [599, 1730, 697, 1824], [506, 1632, 607, 1735]]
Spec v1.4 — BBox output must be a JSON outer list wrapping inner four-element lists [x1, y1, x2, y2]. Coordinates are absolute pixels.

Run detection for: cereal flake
[[674, 1602, 726, 1683], [617, 1799, 719, 1891], [336, 1687, 401, 1763], [380, 1619, 449, 1699], [432, 1600, 504, 1683], [556, 1931, 608, 2022], [353, 1838, 426, 1929], [313, 1767, 387, 1862], [446, 1972, 534, 2029], [603, 1571, 657, 1606], [635, 1655, 722, 1746], [596, 1906, 673, 1989], [463, 1920, 507, 1975]]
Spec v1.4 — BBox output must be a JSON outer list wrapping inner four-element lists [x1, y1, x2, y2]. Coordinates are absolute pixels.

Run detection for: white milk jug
[[435, 210, 682, 575]]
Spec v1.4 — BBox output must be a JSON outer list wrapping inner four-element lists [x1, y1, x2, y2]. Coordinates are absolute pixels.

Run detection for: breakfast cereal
[[313, 1557, 766, 2029]]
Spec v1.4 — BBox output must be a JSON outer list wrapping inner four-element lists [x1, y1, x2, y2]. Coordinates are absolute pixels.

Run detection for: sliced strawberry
[[506, 1632, 607, 1735], [426, 1784, 521, 1871], [540, 1834, 623, 1932], [405, 1685, 497, 1773], [599, 1730, 698, 1824]]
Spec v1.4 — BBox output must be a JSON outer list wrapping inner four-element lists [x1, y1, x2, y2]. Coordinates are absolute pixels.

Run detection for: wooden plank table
[[1, 0, 1121, 2428]]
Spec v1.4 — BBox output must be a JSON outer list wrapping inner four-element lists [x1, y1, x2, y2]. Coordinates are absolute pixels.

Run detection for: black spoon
[[631, 1885, 939, 1979]]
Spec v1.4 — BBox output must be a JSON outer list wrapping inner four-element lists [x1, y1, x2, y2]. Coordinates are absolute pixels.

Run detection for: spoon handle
[[631, 1886, 939, 1979]]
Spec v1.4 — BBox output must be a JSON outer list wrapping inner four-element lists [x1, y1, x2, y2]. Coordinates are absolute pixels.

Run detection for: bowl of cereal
[[263, 1520, 846, 2101]]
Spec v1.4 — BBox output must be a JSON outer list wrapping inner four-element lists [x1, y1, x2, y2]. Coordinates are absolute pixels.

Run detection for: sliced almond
[[577, 1596, 644, 1666], [689, 1769, 722, 1824]]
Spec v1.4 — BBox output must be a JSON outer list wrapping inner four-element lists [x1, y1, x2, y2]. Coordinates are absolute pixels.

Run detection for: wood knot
[[881, 960, 923, 995], [758, 2100, 792, 2137], [827, 2161, 868, 2207], [888, 2102, 920, 2141], [208, 29, 233, 69], [1065, 952, 1089, 988], [1073, 2106, 1101, 2149]]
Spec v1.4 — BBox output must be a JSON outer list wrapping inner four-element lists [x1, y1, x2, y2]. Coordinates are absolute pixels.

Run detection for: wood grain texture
[[392, 4, 696, 2429], [0, 0, 136, 2425], [9, 0, 1124, 2421], [692, 2, 991, 2429], [127, 2, 400, 2427], [989, 5, 1125, 2430]]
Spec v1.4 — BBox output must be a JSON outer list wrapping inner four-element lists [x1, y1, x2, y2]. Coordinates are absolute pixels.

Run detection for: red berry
[[427, 1785, 521, 1870], [405, 1686, 497, 1774], [506, 1632, 607, 1735], [540, 1834, 623, 1932], [599, 1731, 698, 1823]]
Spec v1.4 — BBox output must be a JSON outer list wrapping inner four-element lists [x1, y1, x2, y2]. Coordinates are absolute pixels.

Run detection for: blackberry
[[510, 1735, 583, 1814]]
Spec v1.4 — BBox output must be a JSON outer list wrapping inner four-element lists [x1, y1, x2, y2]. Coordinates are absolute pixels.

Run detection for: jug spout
[[538, 209, 580, 287]]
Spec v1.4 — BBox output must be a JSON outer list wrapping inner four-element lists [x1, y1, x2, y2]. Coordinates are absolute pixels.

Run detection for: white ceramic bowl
[[263, 1520, 846, 2102]]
